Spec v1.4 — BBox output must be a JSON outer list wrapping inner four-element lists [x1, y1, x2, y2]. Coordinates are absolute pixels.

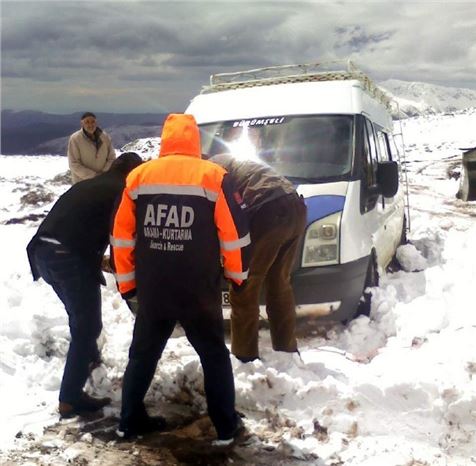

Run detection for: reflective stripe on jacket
[[111, 114, 250, 298]]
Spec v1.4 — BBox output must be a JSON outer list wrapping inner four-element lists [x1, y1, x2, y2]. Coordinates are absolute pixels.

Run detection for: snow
[[120, 136, 161, 159], [1, 108, 476, 465]]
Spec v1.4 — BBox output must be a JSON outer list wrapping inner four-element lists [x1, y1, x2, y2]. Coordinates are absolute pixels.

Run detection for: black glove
[[121, 289, 137, 300], [121, 289, 138, 316], [101, 255, 114, 274], [126, 296, 139, 316], [231, 281, 246, 292]]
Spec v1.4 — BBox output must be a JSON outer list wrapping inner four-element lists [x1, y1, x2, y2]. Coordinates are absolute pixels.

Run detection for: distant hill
[[1, 110, 168, 155], [2, 80, 476, 155], [34, 125, 163, 156], [379, 80, 476, 118]]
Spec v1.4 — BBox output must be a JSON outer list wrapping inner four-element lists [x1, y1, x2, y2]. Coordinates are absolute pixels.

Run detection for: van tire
[[356, 253, 379, 318]]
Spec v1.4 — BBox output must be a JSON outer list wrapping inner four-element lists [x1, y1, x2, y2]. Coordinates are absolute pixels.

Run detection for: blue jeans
[[34, 241, 102, 404]]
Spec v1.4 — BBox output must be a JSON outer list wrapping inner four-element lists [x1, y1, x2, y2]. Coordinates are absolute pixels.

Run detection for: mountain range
[[1, 111, 167, 156], [1, 80, 475, 155], [380, 80, 476, 118]]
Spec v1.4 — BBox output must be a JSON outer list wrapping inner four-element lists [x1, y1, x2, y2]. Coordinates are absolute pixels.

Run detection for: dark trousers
[[230, 193, 307, 359], [120, 308, 237, 439], [33, 241, 102, 404]]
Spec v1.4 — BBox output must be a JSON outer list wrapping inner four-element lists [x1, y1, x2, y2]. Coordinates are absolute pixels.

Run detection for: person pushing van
[[211, 153, 307, 363]]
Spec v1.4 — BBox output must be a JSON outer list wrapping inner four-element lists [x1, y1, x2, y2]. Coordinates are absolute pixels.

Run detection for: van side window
[[363, 119, 378, 187], [388, 134, 400, 162], [376, 130, 391, 162]]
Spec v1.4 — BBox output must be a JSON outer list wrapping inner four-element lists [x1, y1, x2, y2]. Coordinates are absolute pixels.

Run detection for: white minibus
[[186, 61, 408, 322]]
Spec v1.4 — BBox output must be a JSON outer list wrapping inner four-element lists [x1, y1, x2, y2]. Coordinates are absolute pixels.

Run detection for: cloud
[[1, 1, 475, 113], [335, 25, 395, 51]]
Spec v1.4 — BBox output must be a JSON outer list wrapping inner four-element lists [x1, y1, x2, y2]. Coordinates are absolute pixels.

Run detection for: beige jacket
[[67, 129, 116, 184]]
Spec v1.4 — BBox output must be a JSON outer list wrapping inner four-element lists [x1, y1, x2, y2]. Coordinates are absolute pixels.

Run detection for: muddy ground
[[1, 322, 341, 466], [0, 400, 333, 466]]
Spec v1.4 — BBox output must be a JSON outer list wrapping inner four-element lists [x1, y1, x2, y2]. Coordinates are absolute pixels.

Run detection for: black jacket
[[27, 168, 127, 283]]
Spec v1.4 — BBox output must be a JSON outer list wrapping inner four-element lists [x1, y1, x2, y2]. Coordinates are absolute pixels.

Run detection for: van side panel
[[341, 176, 405, 269], [355, 84, 393, 131], [340, 180, 374, 263]]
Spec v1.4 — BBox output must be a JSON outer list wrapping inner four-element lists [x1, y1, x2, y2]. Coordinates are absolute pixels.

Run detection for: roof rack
[[201, 59, 392, 109]]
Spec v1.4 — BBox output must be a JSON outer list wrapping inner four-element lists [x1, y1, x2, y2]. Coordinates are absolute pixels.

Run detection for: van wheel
[[356, 253, 379, 317]]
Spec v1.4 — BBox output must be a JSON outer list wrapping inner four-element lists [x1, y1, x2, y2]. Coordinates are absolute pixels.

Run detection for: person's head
[[110, 152, 143, 176], [80, 112, 97, 135], [159, 113, 201, 158]]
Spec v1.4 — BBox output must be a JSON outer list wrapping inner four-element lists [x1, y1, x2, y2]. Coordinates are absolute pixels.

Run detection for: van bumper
[[291, 255, 369, 322]]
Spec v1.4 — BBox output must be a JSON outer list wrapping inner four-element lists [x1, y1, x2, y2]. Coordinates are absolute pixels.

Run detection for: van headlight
[[302, 211, 341, 267]]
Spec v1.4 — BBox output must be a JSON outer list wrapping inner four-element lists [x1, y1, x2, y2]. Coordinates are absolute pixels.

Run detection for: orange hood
[[159, 113, 201, 158]]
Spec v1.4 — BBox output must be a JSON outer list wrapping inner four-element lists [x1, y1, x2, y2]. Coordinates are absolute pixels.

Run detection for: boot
[[59, 391, 111, 418], [236, 355, 259, 363], [212, 415, 245, 447], [117, 414, 167, 439]]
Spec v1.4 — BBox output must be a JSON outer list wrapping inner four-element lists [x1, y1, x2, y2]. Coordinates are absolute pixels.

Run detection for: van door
[[377, 128, 406, 255], [360, 117, 393, 268]]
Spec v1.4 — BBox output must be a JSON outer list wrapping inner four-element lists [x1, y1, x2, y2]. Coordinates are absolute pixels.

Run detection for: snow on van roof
[[201, 59, 393, 111]]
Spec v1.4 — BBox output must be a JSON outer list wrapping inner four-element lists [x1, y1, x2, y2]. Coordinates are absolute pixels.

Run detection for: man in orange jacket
[[111, 114, 250, 444]]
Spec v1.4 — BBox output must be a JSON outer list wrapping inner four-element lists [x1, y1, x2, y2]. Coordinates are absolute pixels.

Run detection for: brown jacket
[[67, 128, 116, 184], [210, 154, 296, 215]]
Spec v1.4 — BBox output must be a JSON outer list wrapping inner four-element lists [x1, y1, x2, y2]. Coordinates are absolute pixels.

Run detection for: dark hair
[[81, 112, 96, 120], [110, 152, 143, 175]]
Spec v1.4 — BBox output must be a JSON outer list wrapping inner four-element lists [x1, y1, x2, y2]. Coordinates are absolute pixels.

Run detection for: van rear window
[[200, 115, 353, 183]]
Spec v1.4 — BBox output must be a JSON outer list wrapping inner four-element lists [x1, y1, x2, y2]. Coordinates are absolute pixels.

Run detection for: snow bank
[[1, 110, 476, 465]]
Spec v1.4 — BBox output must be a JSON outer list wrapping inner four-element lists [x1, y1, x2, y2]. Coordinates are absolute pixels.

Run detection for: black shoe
[[212, 416, 245, 446], [236, 356, 258, 363], [59, 392, 111, 418], [117, 415, 167, 439]]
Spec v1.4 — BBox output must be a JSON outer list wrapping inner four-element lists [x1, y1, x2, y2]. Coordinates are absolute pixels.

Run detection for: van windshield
[[199, 115, 353, 183]]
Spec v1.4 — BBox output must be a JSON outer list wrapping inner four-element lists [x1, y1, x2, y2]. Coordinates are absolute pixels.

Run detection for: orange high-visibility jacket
[[111, 114, 250, 301]]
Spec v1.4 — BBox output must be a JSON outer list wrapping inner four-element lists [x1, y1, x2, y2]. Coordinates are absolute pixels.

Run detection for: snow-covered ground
[[1, 108, 476, 465]]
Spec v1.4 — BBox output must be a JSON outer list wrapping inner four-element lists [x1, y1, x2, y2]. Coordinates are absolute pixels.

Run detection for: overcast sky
[[2, 1, 476, 114]]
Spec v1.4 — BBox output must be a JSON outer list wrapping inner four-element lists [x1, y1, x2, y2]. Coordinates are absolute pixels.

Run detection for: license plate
[[222, 291, 231, 306]]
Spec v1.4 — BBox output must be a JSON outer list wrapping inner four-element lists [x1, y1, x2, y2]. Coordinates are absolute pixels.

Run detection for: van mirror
[[377, 161, 399, 197]]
